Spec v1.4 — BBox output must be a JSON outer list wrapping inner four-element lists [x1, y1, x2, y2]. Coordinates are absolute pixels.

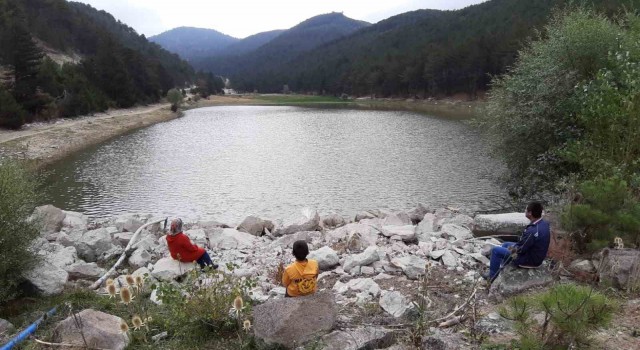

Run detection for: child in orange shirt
[[282, 240, 319, 297]]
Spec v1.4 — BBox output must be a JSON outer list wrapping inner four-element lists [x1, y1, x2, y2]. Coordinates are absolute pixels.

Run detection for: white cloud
[[74, 0, 487, 38]]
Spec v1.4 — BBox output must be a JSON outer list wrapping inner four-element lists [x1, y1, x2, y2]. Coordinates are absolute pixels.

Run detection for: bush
[[155, 264, 256, 341], [479, 8, 620, 197], [166, 88, 183, 112], [0, 86, 26, 129], [0, 161, 41, 301], [499, 284, 617, 349], [562, 176, 640, 251]]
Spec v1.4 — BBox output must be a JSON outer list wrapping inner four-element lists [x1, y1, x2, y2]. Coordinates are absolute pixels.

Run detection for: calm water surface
[[41, 106, 505, 223]]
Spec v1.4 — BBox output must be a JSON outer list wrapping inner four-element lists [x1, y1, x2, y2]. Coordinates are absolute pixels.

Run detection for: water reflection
[[41, 106, 505, 223]]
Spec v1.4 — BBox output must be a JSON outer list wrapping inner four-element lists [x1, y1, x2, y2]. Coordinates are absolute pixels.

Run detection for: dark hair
[[292, 240, 309, 261], [527, 201, 544, 218]]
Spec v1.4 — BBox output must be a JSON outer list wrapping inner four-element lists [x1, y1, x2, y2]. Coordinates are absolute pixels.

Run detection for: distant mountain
[[150, 27, 239, 61], [193, 12, 370, 77], [226, 0, 636, 96], [224, 29, 285, 56]]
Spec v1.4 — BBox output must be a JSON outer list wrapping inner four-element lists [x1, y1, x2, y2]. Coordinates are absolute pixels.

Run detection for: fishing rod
[[0, 307, 57, 350]]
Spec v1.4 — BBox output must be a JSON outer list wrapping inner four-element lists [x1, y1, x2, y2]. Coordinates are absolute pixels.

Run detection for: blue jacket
[[514, 219, 550, 267]]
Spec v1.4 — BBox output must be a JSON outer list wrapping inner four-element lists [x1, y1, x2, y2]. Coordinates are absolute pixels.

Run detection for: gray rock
[[476, 312, 514, 334], [321, 326, 395, 350], [597, 248, 640, 291], [65, 261, 106, 280], [321, 213, 347, 229], [253, 292, 336, 348], [441, 251, 459, 268], [490, 263, 554, 300], [473, 213, 529, 236], [113, 231, 134, 246], [308, 246, 340, 270], [115, 215, 144, 232], [391, 256, 427, 280], [343, 246, 380, 272], [75, 228, 121, 263], [129, 248, 153, 270], [151, 257, 196, 281], [440, 224, 473, 241], [355, 211, 377, 222], [326, 223, 379, 252], [569, 259, 595, 273], [380, 225, 416, 243], [0, 318, 15, 336], [379, 291, 413, 318], [381, 211, 412, 226], [274, 210, 321, 236], [38, 243, 77, 269], [33, 205, 65, 234], [440, 214, 474, 229], [237, 216, 274, 236], [421, 328, 467, 350], [408, 203, 431, 224], [333, 278, 381, 297], [62, 210, 88, 230], [208, 228, 257, 250], [24, 262, 68, 296], [429, 249, 446, 260], [184, 229, 207, 246], [52, 309, 129, 350], [272, 231, 322, 249]]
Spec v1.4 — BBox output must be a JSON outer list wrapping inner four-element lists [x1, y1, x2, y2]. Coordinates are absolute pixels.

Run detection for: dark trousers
[[489, 242, 516, 279], [196, 251, 213, 269]]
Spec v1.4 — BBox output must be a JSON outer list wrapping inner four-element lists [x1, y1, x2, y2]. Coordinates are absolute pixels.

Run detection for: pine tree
[[0, 85, 26, 129], [9, 18, 44, 113]]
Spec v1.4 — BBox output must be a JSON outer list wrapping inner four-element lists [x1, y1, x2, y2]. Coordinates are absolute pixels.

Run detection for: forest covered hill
[[149, 27, 239, 61], [194, 0, 636, 97], [0, 0, 196, 129]]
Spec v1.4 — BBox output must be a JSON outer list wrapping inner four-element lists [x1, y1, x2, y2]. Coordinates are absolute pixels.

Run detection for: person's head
[[292, 240, 309, 261], [525, 201, 544, 221], [170, 218, 183, 235]]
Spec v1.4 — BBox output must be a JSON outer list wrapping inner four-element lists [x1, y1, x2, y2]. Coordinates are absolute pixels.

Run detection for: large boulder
[[473, 213, 529, 236], [33, 205, 65, 234], [407, 203, 431, 224], [490, 263, 554, 300], [343, 246, 379, 272], [129, 248, 153, 270], [326, 223, 379, 252], [440, 224, 473, 241], [597, 248, 640, 291], [333, 278, 381, 297], [416, 213, 438, 241], [184, 229, 208, 246], [151, 257, 196, 281], [253, 292, 337, 348], [38, 243, 77, 269], [114, 214, 145, 232], [308, 246, 340, 270], [271, 231, 322, 249], [390, 255, 427, 280], [274, 210, 321, 236], [0, 318, 15, 337], [23, 262, 68, 296], [237, 216, 274, 236], [52, 309, 129, 350], [62, 210, 88, 230], [208, 228, 257, 250], [380, 211, 412, 226], [75, 228, 122, 263], [379, 291, 414, 318], [65, 261, 106, 281], [321, 326, 395, 350], [380, 225, 416, 243], [321, 213, 347, 229]]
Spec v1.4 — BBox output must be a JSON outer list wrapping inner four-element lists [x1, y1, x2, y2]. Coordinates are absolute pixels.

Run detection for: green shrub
[[0, 86, 26, 129], [562, 176, 640, 251], [166, 88, 183, 112], [0, 160, 41, 301], [479, 8, 620, 198], [499, 284, 618, 349], [155, 264, 256, 342]]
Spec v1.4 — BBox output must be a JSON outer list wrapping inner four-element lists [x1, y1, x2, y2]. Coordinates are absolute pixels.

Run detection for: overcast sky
[[74, 0, 488, 38]]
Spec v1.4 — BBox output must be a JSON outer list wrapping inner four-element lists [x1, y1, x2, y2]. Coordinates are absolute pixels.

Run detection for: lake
[[41, 105, 505, 223]]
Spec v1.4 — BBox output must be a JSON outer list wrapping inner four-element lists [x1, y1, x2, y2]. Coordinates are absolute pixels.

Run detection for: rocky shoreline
[[10, 204, 639, 349]]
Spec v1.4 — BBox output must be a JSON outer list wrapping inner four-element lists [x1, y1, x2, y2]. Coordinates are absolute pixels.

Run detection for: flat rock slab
[[490, 263, 554, 300], [320, 326, 396, 350], [253, 292, 336, 348], [597, 248, 640, 291], [473, 213, 529, 236], [53, 309, 129, 350]]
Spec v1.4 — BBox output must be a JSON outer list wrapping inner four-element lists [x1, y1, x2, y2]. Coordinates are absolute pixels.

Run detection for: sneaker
[[481, 272, 491, 281]]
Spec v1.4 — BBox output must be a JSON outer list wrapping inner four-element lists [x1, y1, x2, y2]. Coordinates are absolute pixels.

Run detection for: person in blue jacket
[[483, 201, 550, 282]]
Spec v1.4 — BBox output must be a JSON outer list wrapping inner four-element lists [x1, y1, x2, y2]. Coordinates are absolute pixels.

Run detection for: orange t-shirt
[[282, 259, 319, 297]]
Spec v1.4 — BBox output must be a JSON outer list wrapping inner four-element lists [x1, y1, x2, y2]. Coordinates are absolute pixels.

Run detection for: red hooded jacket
[[166, 232, 205, 262]]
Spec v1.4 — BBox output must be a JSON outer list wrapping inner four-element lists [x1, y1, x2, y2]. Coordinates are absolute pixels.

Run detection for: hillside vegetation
[[149, 26, 239, 61], [0, 0, 194, 129]]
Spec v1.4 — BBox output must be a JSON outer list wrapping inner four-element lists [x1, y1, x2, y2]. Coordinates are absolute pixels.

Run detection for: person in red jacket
[[166, 218, 217, 269]]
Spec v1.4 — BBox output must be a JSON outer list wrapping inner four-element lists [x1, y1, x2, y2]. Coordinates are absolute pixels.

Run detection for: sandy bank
[[0, 96, 254, 168]]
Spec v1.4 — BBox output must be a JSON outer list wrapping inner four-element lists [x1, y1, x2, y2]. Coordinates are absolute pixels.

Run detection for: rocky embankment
[[12, 204, 640, 349]]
